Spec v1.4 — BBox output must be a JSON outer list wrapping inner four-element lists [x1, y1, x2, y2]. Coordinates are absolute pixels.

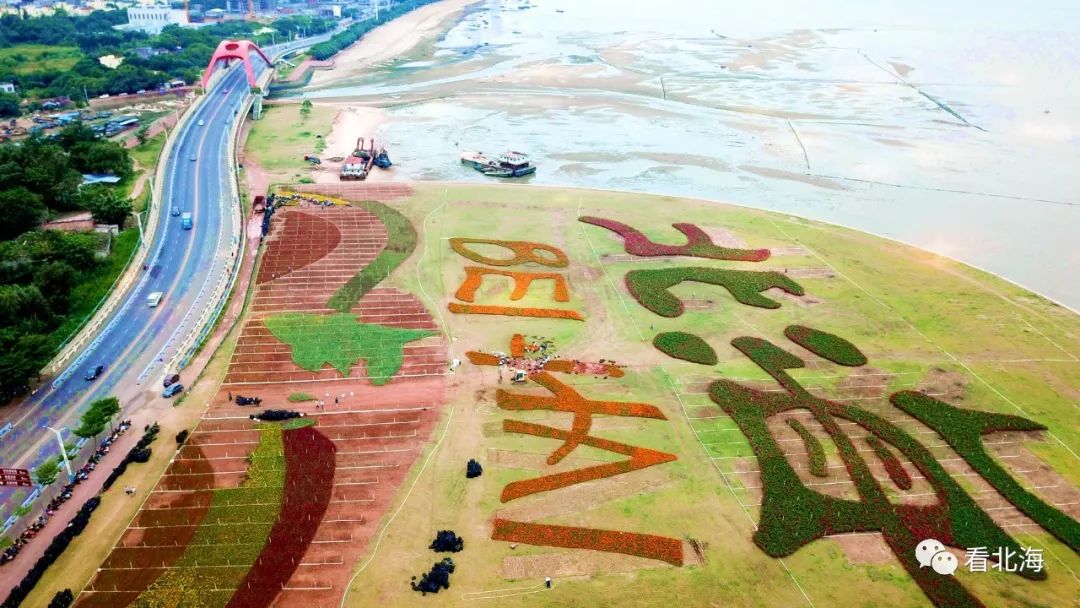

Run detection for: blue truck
[[181, 212, 193, 230]]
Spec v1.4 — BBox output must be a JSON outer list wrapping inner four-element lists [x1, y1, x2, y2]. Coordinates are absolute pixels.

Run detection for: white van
[[147, 291, 163, 307]]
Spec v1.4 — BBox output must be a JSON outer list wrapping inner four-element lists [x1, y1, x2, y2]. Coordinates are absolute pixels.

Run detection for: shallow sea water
[[302, 0, 1080, 307]]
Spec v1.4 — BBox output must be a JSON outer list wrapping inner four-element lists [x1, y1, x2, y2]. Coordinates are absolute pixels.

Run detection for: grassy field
[[24, 183, 1079, 608], [0, 44, 81, 75], [243, 103, 336, 186], [335, 183, 1079, 608], [124, 131, 167, 211]]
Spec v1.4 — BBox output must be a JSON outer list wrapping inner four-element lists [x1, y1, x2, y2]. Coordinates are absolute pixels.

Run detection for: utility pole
[[44, 426, 74, 481]]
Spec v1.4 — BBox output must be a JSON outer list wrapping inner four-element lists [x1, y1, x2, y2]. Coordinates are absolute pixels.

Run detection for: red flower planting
[[711, 331, 1055, 608], [579, 216, 770, 261], [492, 518, 683, 566], [226, 426, 336, 608]]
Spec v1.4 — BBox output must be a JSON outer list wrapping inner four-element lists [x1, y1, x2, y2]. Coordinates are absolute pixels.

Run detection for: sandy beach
[[309, 0, 481, 87], [314, 104, 395, 183]]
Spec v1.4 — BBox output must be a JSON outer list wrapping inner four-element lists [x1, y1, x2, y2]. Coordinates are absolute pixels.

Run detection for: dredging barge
[[460, 150, 536, 178]]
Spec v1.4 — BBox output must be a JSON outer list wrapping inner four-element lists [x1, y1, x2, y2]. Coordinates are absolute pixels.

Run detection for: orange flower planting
[[448, 303, 584, 320], [467, 344, 625, 378], [449, 238, 569, 267], [500, 419, 676, 501], [492, 518, 683, 566], [454, 267, 571, 302]]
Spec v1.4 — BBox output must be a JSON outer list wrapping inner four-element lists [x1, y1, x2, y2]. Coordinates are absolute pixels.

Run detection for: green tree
[[0, 93, 20, 119], [74, 397, 120, 443], [135, 124, 149, 145], [71, 405, 106, 445], [0, 187, 47, 239], [79, 184, 131, 226], [18, 140, 82, 210], [0, 333, 52, 396], [0, 284, 52, 329], [69, 140, 131, 177], [300, 98, 312, 118], [33, 260, 77, 311], [56, 122, 98, 150], [32, 457, 61, 488], [92, 396, 120, 431]]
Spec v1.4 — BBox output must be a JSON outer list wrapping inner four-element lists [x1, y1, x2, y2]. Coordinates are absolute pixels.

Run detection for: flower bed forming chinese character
[[652, 331, 718, 365], [625, 267, 804, 317], [866, 434, 913, 491], [492, 519, 683, 566], [786, 419, 827, 477], [784, 325, 867, 367], [448, 238, 569, 267], [448, 303, 585, 320], [578, 216, 770, 261], [711, 334, 1056, 608], [499, 419, 675, 501], [892, 391, 1079, 553]]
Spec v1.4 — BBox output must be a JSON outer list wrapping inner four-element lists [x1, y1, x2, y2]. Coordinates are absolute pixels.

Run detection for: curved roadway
[[0, 62, 261, 515]]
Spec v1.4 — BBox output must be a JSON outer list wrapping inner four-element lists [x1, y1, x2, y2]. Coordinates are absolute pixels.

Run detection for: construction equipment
[[340, 156, 367, 180], [303, 154, 322, 164], [340, 137, 374, 180], [373, 146, 392, 168]]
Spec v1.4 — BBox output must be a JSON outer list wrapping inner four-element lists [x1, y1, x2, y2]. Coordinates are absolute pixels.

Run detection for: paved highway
[[0, 27, 343, 522], [0, 62, 260, 519]]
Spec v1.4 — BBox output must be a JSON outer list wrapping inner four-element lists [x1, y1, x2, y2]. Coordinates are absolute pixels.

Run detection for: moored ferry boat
[[460, 150, 537, 177]]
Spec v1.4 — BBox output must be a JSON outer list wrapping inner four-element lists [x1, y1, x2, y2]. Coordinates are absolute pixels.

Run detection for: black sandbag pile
[[250, 409, 303, 421], [429, 530, 464, 553], [410, 557, 455, 595], [1, 497, 100, 608], [465, 459, 482, 478], [47, 589, 74, 608], [102, 423, 160, 491]]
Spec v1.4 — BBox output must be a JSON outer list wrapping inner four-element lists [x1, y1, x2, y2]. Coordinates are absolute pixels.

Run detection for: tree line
[[309, 0, 440, 60], [0, 123, 134, 397], [0, 10, 336, 105]]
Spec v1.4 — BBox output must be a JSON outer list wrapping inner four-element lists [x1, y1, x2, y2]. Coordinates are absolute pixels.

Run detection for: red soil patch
[[251, 206, 387, 310], [77, 448, 215, 606], [213, 377, 446, 608], [290, 182, 414, 201], [227, 426, 336, 608], [225, 206, 447, 386], [256, 211, 342, 285], [82, 187, 449, 607]]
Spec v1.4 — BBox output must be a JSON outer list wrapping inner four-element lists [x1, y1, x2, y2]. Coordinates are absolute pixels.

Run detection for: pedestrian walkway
[[0, 427, 142, 593]]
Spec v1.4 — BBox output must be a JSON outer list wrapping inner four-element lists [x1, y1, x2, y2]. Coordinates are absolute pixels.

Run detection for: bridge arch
[[201, 39, 272, 89]]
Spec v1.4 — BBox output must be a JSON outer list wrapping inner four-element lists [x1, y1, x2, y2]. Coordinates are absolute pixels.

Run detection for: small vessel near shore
[[460, 150, 536, 178]]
